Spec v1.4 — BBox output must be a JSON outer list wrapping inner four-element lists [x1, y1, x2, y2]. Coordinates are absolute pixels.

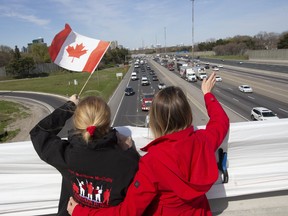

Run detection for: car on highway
[[141, 76, 149, 86], [251, 107, 279, 121], [152, 75, 158, 81], [141, 93, 154, 111], [158, 82, 166, 90], [131, 72, 138, 81], [239, 85, 253, 93], [124, 86, 134, 96], [216, 76, 222, 82]]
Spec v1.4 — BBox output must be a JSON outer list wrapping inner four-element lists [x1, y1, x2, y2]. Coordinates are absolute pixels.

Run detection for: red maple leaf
[[66, 43, 88, 62]]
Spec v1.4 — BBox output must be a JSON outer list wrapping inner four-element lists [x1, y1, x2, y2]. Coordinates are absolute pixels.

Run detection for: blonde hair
[[149, 86, 193, 138], [73, 96, 111, 143]]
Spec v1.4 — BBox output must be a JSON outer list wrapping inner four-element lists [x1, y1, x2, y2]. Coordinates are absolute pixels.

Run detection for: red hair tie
[[86, 126, 96, 136]]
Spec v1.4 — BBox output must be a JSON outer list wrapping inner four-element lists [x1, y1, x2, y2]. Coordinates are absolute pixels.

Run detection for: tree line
[[132, 31, 288, 55], [0, 44, 129, 78]]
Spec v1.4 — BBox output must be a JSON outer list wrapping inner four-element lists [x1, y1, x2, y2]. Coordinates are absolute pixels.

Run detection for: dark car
[[124, 86, 134, 96], [152, 75, 158, 81]]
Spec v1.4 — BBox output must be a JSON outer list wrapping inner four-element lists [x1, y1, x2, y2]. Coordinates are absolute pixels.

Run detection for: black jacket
[[30, 101, 140, 216]]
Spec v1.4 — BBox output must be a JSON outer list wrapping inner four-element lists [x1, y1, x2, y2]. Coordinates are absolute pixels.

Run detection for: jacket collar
[[68, 128, 118, 150], [140, 126, 194, 152]]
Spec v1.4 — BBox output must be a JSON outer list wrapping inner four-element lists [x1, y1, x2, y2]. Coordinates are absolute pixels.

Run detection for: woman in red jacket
[[67, 72, 230, 216]]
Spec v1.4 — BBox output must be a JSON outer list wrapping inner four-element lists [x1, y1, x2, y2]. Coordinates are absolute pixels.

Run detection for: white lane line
[[228, 88, 233, 91], [279, 108, 288, 113], [216, 89, 220, 93], [248, 96, 255, 100], [233, 98, 239, 102]]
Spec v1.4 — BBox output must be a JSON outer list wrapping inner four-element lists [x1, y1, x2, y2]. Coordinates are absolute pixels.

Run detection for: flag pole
[[78, 72, 93, 96]]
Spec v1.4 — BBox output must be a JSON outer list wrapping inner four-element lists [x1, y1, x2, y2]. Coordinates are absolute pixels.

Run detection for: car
[[141, 76, 149, 86], [215, 76, 222, 82], [158, 82, 166, 90], [239, 85, 253, 93], [131, 72, 138, 81], [124, 86, 134, 96], [212, 66, 219, 71], [251, 107, 279, 121], [141, 93, 154, 111], [152, 75, 158, 81]]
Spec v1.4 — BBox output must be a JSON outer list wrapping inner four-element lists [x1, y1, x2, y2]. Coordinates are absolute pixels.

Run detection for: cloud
[[0, 4, 50, 26]]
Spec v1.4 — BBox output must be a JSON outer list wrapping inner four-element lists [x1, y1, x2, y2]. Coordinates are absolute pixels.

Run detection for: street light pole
[[164, 27, 167, 56], [191, 0, 195, 65]]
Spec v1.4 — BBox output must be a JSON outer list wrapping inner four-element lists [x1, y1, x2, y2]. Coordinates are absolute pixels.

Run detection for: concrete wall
[[0, 67, 6, 77], [246, 49, 288, 61]]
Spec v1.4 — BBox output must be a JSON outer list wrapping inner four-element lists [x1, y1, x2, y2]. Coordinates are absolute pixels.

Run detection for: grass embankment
[[0, 100, 30, 143], [0, 67, 128, 142]]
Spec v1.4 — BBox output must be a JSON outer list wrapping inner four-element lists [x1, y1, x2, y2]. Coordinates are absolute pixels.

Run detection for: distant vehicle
[[131, 72, 138, 81], [212, 65, 219, 71], [179, 66, 197, 82], [152, 75, 158, 81], [124, 86, 134, 96], [216, 76, 222, 82], [251, 107, 279, 121], [167, 63, 174, 71], [194, 66, 207, 80], [176, 61, 188, 71], [239, 85, 253, 93], [158, 82, 166, 90], [141, 76, 149, 86], [141, 93, 154, 111]]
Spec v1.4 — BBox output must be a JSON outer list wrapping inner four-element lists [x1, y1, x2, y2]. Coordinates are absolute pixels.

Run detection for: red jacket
[[73, 93, 230, 216]]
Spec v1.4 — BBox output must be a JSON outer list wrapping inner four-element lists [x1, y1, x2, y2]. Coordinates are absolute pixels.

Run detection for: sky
[[0, 0, 288, 50]]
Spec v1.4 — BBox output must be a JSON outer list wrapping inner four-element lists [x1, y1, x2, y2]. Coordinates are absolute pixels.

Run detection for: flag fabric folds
[[49, 24, 110, 73]]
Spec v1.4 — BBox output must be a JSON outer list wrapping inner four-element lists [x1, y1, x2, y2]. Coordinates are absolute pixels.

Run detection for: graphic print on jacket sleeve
[[69, 170, 113, 208]]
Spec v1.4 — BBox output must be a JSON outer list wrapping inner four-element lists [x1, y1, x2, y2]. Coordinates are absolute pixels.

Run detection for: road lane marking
[[233, 98, 239, 102], [248, 96, 255, 100], [279, 108, 288, 113], [228, 88, 233, 91]]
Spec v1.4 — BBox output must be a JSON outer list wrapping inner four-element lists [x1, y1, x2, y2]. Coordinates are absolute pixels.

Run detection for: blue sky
[[0, 0, 288, 50]]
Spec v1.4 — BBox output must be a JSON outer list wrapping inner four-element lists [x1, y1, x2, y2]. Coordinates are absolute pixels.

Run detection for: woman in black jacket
[[30, 95, 140, 215]]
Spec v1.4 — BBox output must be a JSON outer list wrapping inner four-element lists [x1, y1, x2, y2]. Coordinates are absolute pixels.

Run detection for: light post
[[191, 0, 195, 65], [164, 27, 167, 57]]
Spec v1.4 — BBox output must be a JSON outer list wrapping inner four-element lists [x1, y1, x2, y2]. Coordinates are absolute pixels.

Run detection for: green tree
[[0, 45, 13, 67], [277, 32, 288, 49], [29, 43, 50, 63], [5, 46, 35, 78]]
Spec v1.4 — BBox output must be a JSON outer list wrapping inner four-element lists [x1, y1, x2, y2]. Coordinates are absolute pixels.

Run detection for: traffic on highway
[[112, 55, 288, 127]]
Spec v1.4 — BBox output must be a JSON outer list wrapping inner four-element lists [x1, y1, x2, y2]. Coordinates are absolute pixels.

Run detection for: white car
[[141, 76, 149, 86], [251, 107, 279, 121], [131, 72, 138, 81], [239, 85, 253, 93], [158, 82, 166, 90], [215, 76, 222, 82]]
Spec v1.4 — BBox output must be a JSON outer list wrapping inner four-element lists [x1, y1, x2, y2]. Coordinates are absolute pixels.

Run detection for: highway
[[112, 58, 288, 127], [1, 58, 287, 130]]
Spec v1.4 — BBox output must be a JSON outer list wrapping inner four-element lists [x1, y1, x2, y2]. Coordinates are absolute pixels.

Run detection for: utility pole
[[164, 27, 167, 57], [191, 0, 195, 65]]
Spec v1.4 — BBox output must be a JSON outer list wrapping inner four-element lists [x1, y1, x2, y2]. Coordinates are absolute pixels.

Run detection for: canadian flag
[[49, 24, 110, 73]]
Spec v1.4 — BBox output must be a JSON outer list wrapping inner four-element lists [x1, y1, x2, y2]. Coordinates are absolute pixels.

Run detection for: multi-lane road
[[112, 58, 288, 127], [1, 58, 287, 130]]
